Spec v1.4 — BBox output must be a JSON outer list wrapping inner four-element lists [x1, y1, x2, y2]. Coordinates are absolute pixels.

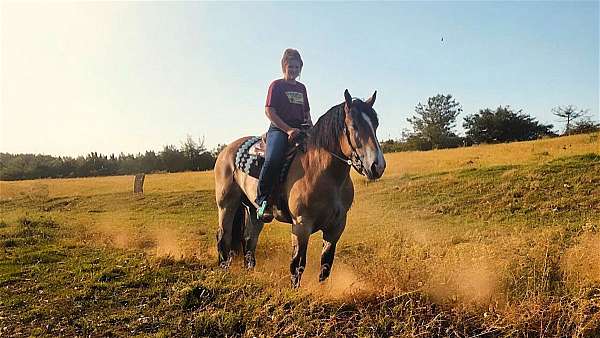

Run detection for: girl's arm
[[265, 107, 299, 139], [304, 110, 313, 127]]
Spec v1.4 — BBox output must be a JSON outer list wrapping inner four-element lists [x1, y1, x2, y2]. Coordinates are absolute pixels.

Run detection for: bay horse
[[214, 89, 385, 287]]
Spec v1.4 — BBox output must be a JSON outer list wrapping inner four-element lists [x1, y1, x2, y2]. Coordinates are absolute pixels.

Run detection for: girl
[[256, 48, 312, 220]]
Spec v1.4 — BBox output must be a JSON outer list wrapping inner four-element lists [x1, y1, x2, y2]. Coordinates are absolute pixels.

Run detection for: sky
[[1, 1, 598, 157]]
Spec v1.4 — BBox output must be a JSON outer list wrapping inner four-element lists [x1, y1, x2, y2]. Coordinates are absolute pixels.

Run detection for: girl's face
[[284, 59, 302, 80]]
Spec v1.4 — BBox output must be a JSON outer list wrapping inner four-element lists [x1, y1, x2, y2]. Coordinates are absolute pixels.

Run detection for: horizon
[[1, 2, 598, 157]]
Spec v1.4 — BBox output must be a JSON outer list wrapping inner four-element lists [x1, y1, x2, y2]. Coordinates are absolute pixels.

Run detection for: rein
[[328, 150, 352, 166]]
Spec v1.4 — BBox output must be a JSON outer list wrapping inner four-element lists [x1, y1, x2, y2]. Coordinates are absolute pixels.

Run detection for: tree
[[140, 151, 161, 173], [406, 94, 462, 149], [552, 105, 588, 135], [211, 144, 228, 158], [570, 118, 600, 135], [116, 153, 137, 175], [463, 106, 555, 144], [181, 135, 209, 171], [160, 145, 186, 172]]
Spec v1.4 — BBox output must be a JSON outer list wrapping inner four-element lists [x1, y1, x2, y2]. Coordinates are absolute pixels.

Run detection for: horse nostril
[[371, 162, 378, 176]]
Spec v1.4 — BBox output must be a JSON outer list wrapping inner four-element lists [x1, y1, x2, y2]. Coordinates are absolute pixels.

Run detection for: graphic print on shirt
[[284, 91, 305, 105]]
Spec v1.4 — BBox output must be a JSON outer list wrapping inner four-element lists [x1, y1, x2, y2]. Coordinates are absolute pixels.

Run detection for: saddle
[[234, 133, 305, 181]]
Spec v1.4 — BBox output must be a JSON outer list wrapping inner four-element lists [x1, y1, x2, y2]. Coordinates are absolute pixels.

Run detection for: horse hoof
[[245, 259, 256, 270], [291, 276, 301, 288], [319, 265, 331, 282], [244, 253, 256, 270], [219, 256, 232, 269]]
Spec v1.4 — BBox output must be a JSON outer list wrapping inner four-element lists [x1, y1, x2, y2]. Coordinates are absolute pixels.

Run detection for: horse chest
[[288, 182, 352, 227]]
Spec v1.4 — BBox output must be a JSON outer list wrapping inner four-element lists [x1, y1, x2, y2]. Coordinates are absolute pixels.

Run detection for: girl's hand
[[287, 128, 301, 141]]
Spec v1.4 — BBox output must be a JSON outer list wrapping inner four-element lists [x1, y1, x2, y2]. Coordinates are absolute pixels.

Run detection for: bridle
[[327, 106, 365, 175]]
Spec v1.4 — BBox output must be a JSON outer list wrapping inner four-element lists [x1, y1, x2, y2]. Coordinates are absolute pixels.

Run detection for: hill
[[1, 133, 599, 336]]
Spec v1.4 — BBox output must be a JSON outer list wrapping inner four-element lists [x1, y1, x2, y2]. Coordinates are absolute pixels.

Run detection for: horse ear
[[366, 90, 377, 107], [344, 89, 352, 113]]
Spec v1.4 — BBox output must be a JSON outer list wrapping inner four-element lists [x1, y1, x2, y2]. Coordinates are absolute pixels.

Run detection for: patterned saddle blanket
[[234, 136, 299, 182]]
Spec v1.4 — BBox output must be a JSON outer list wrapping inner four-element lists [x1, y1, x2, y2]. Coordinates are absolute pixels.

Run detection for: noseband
[[328, 123, 365, 175]]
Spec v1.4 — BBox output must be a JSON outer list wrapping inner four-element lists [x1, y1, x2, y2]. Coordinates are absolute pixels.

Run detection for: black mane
[[309, 103, 346, 152], [309, 99, 378, 152]]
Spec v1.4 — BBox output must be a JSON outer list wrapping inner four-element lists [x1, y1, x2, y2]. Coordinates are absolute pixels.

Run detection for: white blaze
[[361, 112, 386, 176]]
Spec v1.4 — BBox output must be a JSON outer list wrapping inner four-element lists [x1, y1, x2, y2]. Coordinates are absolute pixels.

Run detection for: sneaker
[[257, 200, 268, 219], [256, 200, 273, 222]]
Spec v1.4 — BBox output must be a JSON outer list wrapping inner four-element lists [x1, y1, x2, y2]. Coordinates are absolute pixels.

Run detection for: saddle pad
[[234, 136, 296, 182], [235, 137, 264, 179]]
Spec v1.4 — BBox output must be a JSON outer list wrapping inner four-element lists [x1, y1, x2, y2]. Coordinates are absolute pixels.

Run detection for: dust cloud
[[90, 220, 507, 306], [89, 221, 207, 260], [251, 243, 374, 299], [427, 261, 500, 305], [306, 262, 374, 299]]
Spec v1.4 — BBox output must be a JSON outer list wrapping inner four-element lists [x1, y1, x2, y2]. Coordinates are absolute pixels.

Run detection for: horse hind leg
[[216, 189, 243, 268], [243, 206, 263, 269]]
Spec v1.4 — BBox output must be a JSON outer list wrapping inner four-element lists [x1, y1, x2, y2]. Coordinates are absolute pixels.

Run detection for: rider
[[256, 48, 312, 220]]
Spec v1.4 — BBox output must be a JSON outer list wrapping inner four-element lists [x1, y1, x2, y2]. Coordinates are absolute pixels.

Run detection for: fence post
[[134, 174, 145, 194]]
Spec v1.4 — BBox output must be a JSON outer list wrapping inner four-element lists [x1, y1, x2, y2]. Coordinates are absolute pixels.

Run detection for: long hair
[[309, 103, 346, 153]]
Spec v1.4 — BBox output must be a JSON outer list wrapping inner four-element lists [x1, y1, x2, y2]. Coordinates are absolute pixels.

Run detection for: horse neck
[[303, 143, 351, 184]]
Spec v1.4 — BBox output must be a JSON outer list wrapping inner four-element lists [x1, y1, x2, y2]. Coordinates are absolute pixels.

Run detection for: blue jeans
[[256, 126, 288, 205]]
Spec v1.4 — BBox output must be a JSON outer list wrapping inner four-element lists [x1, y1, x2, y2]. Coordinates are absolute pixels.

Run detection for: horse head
[[341, 89, 386, 180]]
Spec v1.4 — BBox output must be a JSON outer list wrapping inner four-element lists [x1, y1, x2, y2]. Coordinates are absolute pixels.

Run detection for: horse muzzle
[[365, 155, 386, 180]]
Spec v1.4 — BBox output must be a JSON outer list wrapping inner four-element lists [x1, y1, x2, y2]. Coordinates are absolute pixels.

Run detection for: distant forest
[[0, 137, 225, 181], [1, 97, 598, 181]]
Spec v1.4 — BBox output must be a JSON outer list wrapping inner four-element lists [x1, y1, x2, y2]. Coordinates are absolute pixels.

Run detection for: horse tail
[[230, 204, 246, 255]]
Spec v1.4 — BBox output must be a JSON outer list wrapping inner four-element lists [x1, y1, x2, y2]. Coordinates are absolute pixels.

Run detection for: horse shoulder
[[341, 178, 354, 211]]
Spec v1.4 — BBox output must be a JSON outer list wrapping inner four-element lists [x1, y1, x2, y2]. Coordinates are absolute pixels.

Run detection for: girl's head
[[281, 48, 303, 81]]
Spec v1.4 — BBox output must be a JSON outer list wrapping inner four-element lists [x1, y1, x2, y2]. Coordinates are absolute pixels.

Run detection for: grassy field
[[1, 133, 599, 337]]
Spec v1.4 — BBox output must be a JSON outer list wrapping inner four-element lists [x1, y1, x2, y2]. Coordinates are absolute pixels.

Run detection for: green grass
[[0, 215, 473, 336], [0, 135, 599, 336]]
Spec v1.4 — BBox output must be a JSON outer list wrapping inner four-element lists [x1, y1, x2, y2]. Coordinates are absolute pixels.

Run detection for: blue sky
[[1, 1, 598, 156]]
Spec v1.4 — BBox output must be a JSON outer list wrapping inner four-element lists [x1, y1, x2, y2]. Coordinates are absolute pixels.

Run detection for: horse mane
[[309, 103, 345, 152], [309, 99, 378, 152]]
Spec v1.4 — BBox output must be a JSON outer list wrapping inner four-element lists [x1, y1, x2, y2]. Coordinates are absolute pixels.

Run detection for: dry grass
[[0, 171, 214, 200], [1, 133, 599, 336], [382, 132, 599, 177]]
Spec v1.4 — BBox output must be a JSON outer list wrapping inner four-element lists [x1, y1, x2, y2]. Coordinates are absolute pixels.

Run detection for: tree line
[[0, 136, 226, 181], [1, 94, 598, 181], [381, 94, 599, 153]]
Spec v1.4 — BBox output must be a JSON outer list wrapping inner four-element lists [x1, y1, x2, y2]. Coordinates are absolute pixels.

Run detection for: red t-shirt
[[265, 79, 310, 129]]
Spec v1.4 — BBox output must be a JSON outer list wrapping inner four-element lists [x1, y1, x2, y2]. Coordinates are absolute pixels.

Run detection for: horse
[[213, 89, 385, 288]]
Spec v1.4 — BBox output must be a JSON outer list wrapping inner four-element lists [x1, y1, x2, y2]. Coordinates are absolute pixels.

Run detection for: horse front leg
[[319, 219, 346, 282], [290, 222, 311, 288]]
